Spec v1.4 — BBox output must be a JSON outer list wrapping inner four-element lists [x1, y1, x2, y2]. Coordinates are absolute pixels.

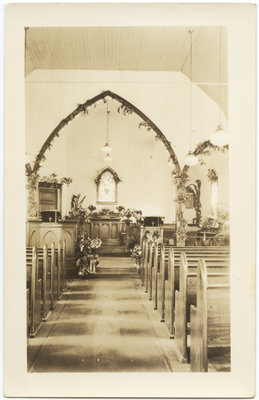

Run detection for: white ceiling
[[25, 26, 228, 116]]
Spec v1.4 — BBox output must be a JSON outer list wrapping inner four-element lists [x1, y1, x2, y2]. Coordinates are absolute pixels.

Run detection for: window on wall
[[96, 168, 120, 204]]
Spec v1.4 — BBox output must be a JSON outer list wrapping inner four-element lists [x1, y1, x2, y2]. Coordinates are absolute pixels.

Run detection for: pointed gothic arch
[[30, 90, 181, 175]]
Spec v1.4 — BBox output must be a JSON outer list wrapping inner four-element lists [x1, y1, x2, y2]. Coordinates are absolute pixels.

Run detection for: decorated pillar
[[26, 168, 39, 218], [173, 171, 189, 247]]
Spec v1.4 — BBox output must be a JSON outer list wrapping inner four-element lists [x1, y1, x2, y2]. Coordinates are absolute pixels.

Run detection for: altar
[[90, 218, 127, 243]]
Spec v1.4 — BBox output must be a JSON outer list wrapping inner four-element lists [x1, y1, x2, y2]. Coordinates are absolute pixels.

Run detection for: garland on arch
[[183, 140, 228, 173], [39, 173, 72, 187], [29, 90, 181, 176]]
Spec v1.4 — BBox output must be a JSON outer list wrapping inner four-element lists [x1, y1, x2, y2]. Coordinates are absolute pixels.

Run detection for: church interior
[[25, 26, 230, 373]]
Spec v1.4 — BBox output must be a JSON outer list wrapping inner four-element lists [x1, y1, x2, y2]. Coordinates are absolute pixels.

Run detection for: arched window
[[95, 168, 121, 204]]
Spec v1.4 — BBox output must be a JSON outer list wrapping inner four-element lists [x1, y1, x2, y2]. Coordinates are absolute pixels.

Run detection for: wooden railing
[[26, 240, 67, 337]]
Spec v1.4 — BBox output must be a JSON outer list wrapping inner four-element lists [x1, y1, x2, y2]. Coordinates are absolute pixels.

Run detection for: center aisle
[[28, 257, 186, 372]]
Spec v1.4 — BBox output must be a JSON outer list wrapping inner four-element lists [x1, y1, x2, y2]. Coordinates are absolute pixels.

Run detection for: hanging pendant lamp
[[104, 153, 112, 163], [210, 124, 229, 147], [102, 99, 112, 156], [184, 30, 198, 167], [184, 150, 198, 166], [102, 142, 112, 154], [209, 27, 229, 147]]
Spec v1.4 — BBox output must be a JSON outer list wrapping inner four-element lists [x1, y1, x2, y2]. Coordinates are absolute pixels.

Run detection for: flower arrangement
[[75, 235, 102, 278], [207, 169, 218, 182], [64, 194, 90, 224], [119, 207, 143, 224], [152, 230, 162, 244], [88, 205, 97, 213], [130, 244, 142, 261], [116, 205, 125, 213], [90, 206, 143, 224], [130, 244, 142, 273], [90, 238, 102, 249], [199, 216, 216, 230], [143, 230, 162, 245]]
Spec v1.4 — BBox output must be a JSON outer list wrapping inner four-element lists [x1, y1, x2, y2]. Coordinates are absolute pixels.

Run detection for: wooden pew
[[140, 243, 230, 346], [26, 239, 66, 302], [157, 245, 166, 322], [28, 247, 42, 337], [26, 288, 30, 337], [42, 244, 51, 320], [140, 239, 148, 288], [143, 240, 152, 294], [50, 242, 58, 309], [27, 245, 56, 312], [190, 259, 230, 372], [154, 247, 229, 329], [143, 242, 228, 283], [151, 243, 159, 310], [164, 247, 175, 337], [26, 240, 66, 337], [174, 253, 229, 362], [147, 241, 154, 299]]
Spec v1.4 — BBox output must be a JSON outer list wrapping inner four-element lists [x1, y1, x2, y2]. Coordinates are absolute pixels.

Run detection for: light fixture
[[102, 99, 112, 154], [104, 153, 112, 163], [209, 27, 229, 147], [184, 150, 198, 167], [209, 124, 229, 147], [102, 143, 112, 153], [184, 30, 198, 167]]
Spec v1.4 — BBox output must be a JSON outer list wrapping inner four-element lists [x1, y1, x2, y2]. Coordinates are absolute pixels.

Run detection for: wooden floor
[[27, 257, 227, 373]]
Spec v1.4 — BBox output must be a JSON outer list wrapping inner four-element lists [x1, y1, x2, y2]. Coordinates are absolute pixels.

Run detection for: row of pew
[[26, 240, 67, 338], [140, 241, 230, 372]]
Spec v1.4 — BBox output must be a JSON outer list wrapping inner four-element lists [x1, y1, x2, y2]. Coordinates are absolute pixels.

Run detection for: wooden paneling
[[43, 231, 57, 248], [100, 223, 109, 239], [90, 219, 122, 242], [27, 220, 77, 257], [64, 231, 73, 256]]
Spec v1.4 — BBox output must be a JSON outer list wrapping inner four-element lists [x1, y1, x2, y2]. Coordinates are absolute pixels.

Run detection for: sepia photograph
[[4, 3, 255, 398], [25, 25, 230, 374]]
